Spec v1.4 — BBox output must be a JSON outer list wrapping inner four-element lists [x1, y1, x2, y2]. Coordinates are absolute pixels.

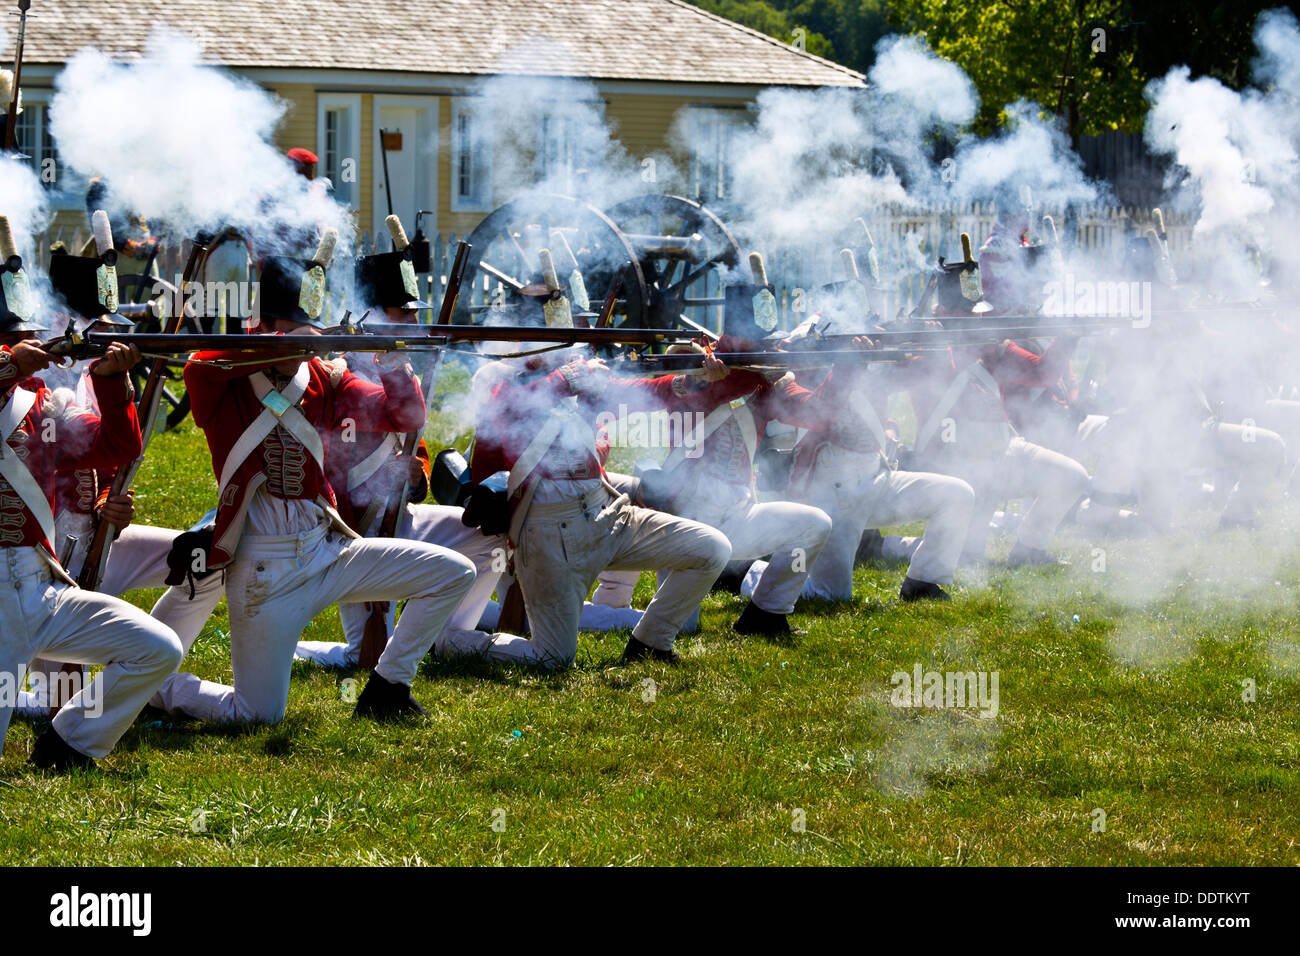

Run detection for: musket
[[75, 238, 209, 594], [40, 331, 451, 363], [622, 348, 952, 372], [797, 320, 1132, 349], [378, 129, 395, 221], [2, 1, 31, 154], [315, 322, 706, 348], [357, 221, 461, 669], [435, 241, 471, 326]]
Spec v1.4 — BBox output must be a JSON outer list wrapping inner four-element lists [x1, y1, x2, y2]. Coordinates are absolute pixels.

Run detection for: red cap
[[287, 147, 318, 165]]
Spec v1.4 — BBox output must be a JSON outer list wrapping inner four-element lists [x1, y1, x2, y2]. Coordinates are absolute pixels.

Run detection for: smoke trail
[[48, 26, 352, 257]]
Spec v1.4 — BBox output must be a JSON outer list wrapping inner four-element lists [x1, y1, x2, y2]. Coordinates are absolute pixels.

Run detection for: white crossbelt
[[660, 397, 757, 475], [506, 404, 592, 543], [218, 365, 323, 496], [915, 359, 1004, 455], [0, 387, 56, 549], [347, 432, 400, 492]]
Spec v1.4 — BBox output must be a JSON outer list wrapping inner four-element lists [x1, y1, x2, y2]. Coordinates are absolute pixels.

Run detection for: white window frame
[[687, 105, 748, 205], [450, 99, 493, 213], [535, 100, 606, 192], [316, 93, 362, 211], [13, 88, 83, 211]]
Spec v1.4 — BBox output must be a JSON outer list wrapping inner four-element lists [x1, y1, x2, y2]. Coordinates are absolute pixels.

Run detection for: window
[[14, 102, 59, 189], [9, 91, 83, 210], [536, 102, 605, 192], [316, 94, 361, 209], [688, 106, 748, 205], [451, 101, 491, 212]]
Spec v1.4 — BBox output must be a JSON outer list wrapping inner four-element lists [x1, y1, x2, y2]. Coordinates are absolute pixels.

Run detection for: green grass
[[2, 377, 1299, 865]]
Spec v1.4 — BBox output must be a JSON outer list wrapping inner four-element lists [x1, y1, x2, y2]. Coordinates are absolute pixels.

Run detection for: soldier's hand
[[559, 358, 610, 397], [98, 490, 135, 529], [850, 335, 878, 350], [90, 343, 142, 377], [8, 340, 55, 379], [400, 454, 425, 485], [701, 353, 729, 382], [375, 350, 412, 372]]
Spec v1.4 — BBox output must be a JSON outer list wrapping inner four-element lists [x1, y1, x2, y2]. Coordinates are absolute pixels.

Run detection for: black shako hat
[[354, 249, 431, 312], [254, 228, 339, 328], [47, 209, 127, 327], [0, 214, 44, 333], [353, 214, 431, 313]]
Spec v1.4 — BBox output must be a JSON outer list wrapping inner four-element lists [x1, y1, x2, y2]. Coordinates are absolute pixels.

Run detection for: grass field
[[2, 367, 1299, 865]]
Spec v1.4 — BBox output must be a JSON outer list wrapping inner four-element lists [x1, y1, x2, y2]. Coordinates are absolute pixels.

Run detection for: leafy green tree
[[887, 1, 1285, 139], [686, 0, 838, 63]]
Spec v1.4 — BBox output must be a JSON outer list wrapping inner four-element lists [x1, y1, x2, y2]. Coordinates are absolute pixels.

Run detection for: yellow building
[[21, 0, 863, 246]]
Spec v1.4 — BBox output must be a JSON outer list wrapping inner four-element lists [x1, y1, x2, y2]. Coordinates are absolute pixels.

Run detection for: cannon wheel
[[605, 194, 742, 335], [118, 272, 201, 432], [453, 194, 653, 329]]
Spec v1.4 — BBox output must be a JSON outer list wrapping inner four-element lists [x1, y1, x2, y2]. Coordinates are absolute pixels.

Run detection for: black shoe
[[855, 529, 885, 564], [733, 600, 798, 636], [28, 728, 95, 773], [711, 560, 751, 595], [352, 673, 428, 720], [620, 637, 681, 665], [900, 577, 951, 602], [1007, 543, 1069, 568]]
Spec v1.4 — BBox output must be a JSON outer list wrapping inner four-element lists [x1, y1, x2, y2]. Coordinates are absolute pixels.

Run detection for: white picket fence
[[34, 202, 1194, 330]]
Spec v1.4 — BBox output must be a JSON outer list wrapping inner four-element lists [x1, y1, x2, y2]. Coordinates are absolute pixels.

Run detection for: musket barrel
[[43, 324, 705, 358]]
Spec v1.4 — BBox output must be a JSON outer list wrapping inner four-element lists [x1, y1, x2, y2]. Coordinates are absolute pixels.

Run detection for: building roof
[[24, 0, 865, 88]]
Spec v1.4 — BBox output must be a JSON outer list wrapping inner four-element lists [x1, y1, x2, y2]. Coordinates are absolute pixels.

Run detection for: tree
[[686, 0, 838, 61], [887, 0, 1287, 140]]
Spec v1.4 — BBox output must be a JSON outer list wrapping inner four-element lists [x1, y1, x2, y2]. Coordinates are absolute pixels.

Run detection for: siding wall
[[27, 72, 758, 252]]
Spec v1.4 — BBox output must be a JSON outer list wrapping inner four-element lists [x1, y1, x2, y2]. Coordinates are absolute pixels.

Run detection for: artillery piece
[[454, 193, 742, 335]]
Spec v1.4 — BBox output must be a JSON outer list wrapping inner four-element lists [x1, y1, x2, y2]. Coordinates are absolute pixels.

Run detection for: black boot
[[353, 673, 428, 720], [900, 577, 951, 602], [29, 728, 95, 772], [710, 560, 751, 594], [733, 601, 797, 636], [855, 529, 885, 565], [621, 636, 681, 665]]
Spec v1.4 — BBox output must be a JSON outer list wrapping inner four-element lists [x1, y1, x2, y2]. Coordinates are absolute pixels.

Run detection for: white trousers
[[796, 448, 974, 598], [22, 523, 225, 713], [296, 503, 505, 667], [153, 522, 474, 723], [921, 436, 1089, 558], [478, 487, 730, 669], [1076, 413, 1285, 529], [670, 493, 831, 619], [1, 546, 183, 759], [476, 576, 645, 636]]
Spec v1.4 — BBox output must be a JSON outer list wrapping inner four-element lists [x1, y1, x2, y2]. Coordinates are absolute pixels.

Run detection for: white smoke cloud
[[1145, 8, 1300, 300], [948, 101, 1102, 211], [0, 156, 49, 260], [48, 26, 352, 256]]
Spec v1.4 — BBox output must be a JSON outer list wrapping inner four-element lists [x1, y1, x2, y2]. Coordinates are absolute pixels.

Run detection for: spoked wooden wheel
[[605, 194, 743, 335], [454, 194, 652, 329]]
